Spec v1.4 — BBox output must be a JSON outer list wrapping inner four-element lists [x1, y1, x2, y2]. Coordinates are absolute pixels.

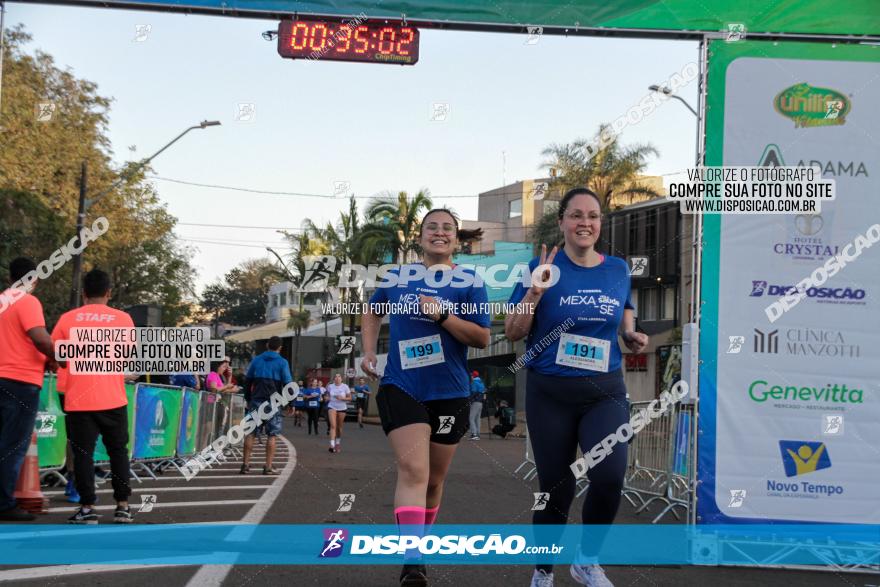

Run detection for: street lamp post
[[648, 84, 699, 118], [69, 120, 221, 308]]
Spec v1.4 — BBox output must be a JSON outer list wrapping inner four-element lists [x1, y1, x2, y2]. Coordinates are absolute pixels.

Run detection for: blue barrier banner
[[132, 386, 182, 460], [0, 525, 876, 565], [176, 389, 200, 456]]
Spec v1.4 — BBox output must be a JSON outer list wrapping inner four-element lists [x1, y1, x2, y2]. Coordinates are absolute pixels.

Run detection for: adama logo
[[774, 83, 850, 128]]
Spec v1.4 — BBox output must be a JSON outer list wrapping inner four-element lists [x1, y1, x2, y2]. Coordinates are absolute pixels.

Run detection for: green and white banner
[[698, 40, 880, 524]]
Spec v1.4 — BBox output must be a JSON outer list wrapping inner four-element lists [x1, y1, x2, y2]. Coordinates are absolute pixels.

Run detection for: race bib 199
[[555, 333, 610, 372], [399, 334, 445, 370]]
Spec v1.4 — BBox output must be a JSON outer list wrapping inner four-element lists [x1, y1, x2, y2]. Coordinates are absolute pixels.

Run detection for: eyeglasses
[[564, 211, 601, 222], [424, 222, 456, 233]]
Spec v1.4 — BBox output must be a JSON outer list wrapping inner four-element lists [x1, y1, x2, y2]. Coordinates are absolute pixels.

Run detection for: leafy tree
[[541, 124, 661, 212], [0, 26, 196, 326]]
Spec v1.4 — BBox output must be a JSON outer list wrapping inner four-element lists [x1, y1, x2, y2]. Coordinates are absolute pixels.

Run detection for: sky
[[6, 3, 700, 291]]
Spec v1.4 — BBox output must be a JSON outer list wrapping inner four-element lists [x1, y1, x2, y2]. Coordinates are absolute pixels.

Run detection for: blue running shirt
[[369, 264, 490, 401], [508, 250, 634, 377]]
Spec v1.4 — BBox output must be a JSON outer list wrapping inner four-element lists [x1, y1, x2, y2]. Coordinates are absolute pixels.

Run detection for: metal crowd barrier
[[621, 400, 695, 523], [35, 374, 264, 485]]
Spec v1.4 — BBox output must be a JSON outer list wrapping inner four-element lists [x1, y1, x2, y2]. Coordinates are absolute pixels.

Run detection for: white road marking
[[44, 485, 271, 496], [184, 435, 297, 587]]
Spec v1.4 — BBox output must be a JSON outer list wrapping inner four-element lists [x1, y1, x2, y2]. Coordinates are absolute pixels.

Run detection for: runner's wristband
[[435, 311, 449, 325]]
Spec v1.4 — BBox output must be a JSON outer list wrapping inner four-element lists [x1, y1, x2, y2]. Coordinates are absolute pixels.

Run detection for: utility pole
[[69, 161, 87, 308]]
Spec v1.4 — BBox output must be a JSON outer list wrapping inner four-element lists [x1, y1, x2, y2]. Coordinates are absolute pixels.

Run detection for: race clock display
[[277, 19, 420, 65]]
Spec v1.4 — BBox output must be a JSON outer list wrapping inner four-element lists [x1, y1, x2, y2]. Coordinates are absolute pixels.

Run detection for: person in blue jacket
[[241, 336, 294, 475], [506, 188, 649, 587]]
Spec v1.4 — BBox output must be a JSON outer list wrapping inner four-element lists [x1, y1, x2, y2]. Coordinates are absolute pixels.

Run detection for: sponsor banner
[[94, 383, 137, 462], [133, 385, 182, 460], [177, 389, 201, 456], [698, 41, 880, 524], [0, 524, 876, 565]]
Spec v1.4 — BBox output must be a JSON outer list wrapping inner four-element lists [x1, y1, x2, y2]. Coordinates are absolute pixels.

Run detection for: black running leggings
[[306, 408, 320, 434], [526, 369, 629, 572]]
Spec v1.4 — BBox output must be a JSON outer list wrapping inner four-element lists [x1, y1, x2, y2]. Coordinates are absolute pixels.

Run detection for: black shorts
[[355, 397, 369, 411], [375, 384, 471, 445]]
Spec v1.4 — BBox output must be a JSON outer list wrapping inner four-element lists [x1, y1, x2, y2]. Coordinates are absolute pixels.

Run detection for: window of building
[[645, 209, 657, 253], [640, 287, 658, 320], [509, 198, 522, 218], [628, 213, 640, 252], [661, 285, 676, 320], [272, 294, 279, 307], [279, 292, 287, 307]]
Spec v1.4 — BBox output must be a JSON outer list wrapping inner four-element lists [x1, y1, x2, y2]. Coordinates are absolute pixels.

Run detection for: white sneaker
[[570, 564, 614, 587], [530, 569, 554, 587]]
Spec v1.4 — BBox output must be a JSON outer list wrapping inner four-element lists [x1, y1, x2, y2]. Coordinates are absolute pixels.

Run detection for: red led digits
[[397, 28, 414, 55], [354, 26, 370, 54], [378, 27, 396, 54], [278, 19, 419, 64], [309, 23, 328, 51], [290, 22, 309, 50]]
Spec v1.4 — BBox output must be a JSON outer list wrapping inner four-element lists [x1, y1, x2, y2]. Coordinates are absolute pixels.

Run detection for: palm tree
[[361, 189, 433, 263], [286, 308, 311, 368], [541, 123, 661, 212]]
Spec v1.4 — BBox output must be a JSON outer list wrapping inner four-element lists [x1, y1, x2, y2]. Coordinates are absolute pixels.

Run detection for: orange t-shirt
[[0, 290, 47, 386], [51, 304, 135, 412]]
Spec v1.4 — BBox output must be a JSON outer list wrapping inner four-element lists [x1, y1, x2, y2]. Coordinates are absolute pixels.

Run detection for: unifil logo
[[753, 329, 779, 353]]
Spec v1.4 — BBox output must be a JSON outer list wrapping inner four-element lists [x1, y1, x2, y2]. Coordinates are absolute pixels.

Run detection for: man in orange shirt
[[0, 258, 57, 522], [52, 269, 135, 524]]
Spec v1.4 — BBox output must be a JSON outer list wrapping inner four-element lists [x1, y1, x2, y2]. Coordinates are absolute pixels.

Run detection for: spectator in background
[[206, 360, 238, 394], [52, 269, 136, 524], [171, 371, 201, 390], [240, 336, 292, 475], [492, 400, 516, 439], [0, 257, 58, 522], [468, 370, 486, 441]]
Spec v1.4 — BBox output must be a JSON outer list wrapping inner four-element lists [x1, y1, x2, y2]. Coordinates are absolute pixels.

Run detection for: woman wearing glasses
[[506, 188, 649, 587], [361, 208, 490, 587]]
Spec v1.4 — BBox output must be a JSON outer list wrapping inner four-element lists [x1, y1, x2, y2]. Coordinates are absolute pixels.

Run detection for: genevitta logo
[[748, 379, 864, 406], [747, 280, 866, 303], [319, 528, 347, 558]]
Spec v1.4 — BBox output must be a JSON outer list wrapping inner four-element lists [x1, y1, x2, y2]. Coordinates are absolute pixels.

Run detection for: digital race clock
[[277, 19, 420, 65]]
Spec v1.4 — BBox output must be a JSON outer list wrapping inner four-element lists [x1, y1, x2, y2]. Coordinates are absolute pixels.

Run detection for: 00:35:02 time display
[[288, 23, 415, 56]]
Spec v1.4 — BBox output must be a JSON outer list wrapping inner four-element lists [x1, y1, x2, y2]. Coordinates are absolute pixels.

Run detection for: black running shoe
[[68, 507, 99, 525], [399, 564, 428, 586], [113, 506, 133, 524]]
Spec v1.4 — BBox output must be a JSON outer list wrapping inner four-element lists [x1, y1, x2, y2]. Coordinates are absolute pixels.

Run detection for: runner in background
[[506, 188, 649, 587], [353, 376, 371, 429], [241, 336, 292, 475], [0, 258, 58, 522], [326, 373, 351, 453], [361, 208, 490, 587], [292, 382, 306, 426], [52, 269, 137, 525], [304, 378, 321, 435], [320, 381, 330, 435]]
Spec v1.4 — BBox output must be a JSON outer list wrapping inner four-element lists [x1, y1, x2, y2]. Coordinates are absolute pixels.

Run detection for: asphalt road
[[0, 417, 873, 587]]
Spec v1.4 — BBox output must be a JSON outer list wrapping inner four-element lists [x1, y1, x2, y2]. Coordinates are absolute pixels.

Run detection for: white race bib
[[399, 334, 445, 370], [555, 333, 610, 372], [357, 393, 365, 398], [308, 400, 318, 408]]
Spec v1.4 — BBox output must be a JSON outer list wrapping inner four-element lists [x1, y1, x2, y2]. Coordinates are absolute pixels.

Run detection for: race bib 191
[[555, 333, 610, 372]]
